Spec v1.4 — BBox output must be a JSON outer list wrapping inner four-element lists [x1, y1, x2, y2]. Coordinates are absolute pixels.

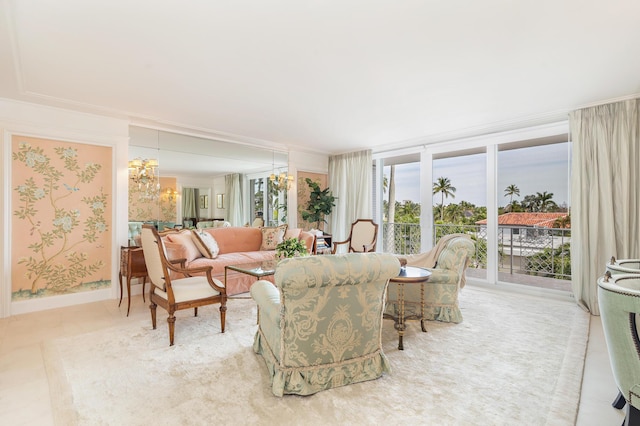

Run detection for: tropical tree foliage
[[432, 177, 456, 221], [525, 243, 571, 280], [504, 184, 520, 205]]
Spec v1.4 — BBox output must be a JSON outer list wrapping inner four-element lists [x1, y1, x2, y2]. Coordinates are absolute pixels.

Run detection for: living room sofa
[[160, 226, 315, 295]]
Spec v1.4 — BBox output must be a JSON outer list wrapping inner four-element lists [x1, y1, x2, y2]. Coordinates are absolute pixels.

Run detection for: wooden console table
[[119, 246, 148, 316]]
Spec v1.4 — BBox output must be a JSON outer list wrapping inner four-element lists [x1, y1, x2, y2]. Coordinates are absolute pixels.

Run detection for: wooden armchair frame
[[332, 219, 378, 254], [141, 225, 227, 346]]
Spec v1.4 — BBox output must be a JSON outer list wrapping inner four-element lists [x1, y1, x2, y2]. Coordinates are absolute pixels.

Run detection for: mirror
[[128, 126, 288, 229]]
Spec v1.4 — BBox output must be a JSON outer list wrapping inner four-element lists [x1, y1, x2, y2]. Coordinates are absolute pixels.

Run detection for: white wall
[[212, 175, 226, 219], [0, 100, 331, 317], [0, 98, 129, 317]]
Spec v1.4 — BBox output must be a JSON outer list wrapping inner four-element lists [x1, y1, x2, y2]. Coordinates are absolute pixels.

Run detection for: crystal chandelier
[[270, 171, 294, 190], [128, 158, 160, 201]]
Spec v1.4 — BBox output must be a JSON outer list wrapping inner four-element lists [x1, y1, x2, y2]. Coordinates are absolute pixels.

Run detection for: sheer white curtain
[[328, 149, 373, 244], [570, 99, 640, 314], [225, 173, 247, 227]]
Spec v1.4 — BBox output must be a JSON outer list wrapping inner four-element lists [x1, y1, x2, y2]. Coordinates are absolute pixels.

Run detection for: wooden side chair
[[332, 219, 378, 254], [140, 224, 227, 346]]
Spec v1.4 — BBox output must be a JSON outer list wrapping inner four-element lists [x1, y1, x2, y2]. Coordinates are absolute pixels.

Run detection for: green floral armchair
[[250, 253, 400, 397], [387, 234, 475, 323]]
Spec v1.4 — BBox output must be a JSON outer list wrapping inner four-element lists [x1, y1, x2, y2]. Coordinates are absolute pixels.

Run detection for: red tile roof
[[475, 212, 569, 228]]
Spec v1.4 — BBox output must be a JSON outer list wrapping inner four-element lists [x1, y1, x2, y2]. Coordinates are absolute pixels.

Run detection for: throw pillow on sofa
[[192, 230, 220, 259], [166, 230, 202, 262], [284, 228, 302, 241], [260, 224, 288, 250]]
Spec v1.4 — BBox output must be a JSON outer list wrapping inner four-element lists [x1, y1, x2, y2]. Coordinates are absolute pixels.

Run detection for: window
[[375, 123, 571, 293]]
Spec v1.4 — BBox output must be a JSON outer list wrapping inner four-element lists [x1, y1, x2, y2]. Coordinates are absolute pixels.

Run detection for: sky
[[385, 142, 570, 208]]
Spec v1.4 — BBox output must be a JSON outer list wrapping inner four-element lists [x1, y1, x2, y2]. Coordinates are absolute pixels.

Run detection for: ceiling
[[1, 0, 639, 156]]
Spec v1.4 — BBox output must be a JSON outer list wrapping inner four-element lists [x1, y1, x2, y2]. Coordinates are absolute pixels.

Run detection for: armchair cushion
[[153, 275, 223, 302]]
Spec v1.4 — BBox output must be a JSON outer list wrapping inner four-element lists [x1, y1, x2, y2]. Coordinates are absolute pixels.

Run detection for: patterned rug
[[44, 285, 589, 425]]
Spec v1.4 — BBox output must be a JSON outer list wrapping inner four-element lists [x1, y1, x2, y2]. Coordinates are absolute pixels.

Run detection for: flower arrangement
[[275, 237, 308, 260]]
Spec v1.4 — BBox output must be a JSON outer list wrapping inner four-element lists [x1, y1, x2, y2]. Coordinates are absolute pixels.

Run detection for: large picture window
[[376, 125, 571, 294]]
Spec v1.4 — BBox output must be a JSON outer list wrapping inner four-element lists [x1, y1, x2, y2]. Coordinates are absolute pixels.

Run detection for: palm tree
[[536, 191, 558, 212], [432, 177, 456, 221], [553, 214, 571, 229], [445, 203, 464, 223], [504, 184, 520, 206], [398, 200, 421, 218], [521, 194, 538, 212]]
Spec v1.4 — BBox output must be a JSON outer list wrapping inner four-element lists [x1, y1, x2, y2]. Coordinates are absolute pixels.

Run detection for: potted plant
[[275, 237, 309, 260], [301, 178, 336, 231]]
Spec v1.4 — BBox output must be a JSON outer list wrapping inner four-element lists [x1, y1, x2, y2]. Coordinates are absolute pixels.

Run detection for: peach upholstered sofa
[[159, 226, 315, 296]]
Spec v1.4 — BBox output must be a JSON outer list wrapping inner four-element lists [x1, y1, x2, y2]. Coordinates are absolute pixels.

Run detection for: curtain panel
[[328, 150, 373, 244], [570, 99, 640, 315], [225, 173, 246, 227], [182, 188, 197, 220]]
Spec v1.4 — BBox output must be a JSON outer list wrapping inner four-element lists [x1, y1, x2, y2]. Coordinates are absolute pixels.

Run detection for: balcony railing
[[382, 222, 572, 282]]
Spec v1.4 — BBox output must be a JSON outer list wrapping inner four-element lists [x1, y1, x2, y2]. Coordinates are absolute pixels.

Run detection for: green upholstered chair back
[[435, 236, 475, 274], [275, 253, 400, 368], [606, 256, 640, 275], [597, 273, 640, 410]]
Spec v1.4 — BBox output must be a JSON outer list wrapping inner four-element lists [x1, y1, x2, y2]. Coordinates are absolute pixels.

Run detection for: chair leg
[[141, 277, 146, 303], [194, 307, 198, 317], [168, 314, 176, 346], [150, 302, 157, 329], [220, 301, 227, 333], [614, 390, 627, 409], [624, 403, 640, 426], [118, 271, 123, 307]]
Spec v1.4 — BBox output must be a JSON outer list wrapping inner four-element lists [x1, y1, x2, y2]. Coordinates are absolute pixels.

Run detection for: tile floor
[[0, 291, 628, 425]]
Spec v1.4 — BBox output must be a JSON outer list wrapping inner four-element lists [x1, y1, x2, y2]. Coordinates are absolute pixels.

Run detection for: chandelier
[[270, 171, 294, 190], [128, 158, 160, 201], [128, 158, 158, 186]]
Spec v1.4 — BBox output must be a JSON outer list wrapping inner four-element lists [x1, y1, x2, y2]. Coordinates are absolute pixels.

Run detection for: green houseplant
[[275, 237, 309, 259], [301, 178, 336, 231]]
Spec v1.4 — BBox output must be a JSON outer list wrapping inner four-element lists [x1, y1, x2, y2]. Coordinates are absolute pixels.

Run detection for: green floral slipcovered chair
[[387, 234, 475, 324], [128, 221, 143, 246], [597, 272, 640, 425], [250, 253, 400, 397]]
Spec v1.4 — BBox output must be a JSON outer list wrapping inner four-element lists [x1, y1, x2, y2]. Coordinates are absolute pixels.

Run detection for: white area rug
[[44, 285, 589, 425]]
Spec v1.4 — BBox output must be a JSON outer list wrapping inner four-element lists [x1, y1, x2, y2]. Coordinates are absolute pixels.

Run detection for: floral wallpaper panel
[[297, 171, 327, 231], [11, 136, 112, 300], [128, 176, 177, 223]]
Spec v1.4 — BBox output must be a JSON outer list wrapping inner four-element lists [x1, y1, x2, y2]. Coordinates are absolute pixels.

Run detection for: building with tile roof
[[475, 212, 570, 228]]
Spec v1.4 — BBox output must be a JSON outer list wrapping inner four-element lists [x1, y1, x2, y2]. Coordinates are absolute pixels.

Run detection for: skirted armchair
[[597, 272, 640, 425], [250, 253, 401, 397], [388, 234, 475, 323]]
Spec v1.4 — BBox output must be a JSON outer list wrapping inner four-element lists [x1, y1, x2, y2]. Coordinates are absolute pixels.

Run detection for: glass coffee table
[[225, 260, 277, 299]]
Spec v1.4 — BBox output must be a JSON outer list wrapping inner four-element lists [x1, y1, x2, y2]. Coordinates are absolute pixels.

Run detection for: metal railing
[[382, 222, 571, 281]]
